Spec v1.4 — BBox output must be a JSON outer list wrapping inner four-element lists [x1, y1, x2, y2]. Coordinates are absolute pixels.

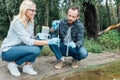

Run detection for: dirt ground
[[0, 52, 120, 80]]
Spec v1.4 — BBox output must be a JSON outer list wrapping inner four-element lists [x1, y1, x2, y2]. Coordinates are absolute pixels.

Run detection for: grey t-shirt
[[63, 26, 73, 45]]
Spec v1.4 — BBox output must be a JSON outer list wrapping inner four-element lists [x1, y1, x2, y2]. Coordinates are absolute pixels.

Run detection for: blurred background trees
[[0, 0, 119, 39], [1, 0, 120, 53]]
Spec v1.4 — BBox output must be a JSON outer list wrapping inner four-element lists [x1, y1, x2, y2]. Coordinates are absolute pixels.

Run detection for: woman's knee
[[30, 46, 41, 56]]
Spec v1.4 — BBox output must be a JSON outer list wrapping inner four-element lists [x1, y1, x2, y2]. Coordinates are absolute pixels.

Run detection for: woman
[[0, 0, 60, 77]]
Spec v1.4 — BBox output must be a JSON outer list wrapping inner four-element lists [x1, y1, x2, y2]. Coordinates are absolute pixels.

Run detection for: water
[[46, 61, 120, 80]]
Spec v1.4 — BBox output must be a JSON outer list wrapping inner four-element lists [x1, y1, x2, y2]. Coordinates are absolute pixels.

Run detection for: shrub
[[40, 46, 54, 56], [98, 30, 120, 51], [84, 38, 102, 53]]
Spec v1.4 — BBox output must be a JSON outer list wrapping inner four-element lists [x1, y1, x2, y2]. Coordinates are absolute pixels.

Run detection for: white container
[[40, 26, 50, 39], [41, 26, 49, 34], [38, 33, 50, 40]]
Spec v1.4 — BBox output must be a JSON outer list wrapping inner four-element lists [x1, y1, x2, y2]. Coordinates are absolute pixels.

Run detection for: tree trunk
[[110, 0, 117, 23], [106, 0, 111, 25], [45, 1, 49, 26], [98, 23, 120, 36], [116, 2, 120, 31], [117, 3, 120, 22], [96, 0, 102, 31], [118, 5, 120, 22], [83, 2, 99, 39]]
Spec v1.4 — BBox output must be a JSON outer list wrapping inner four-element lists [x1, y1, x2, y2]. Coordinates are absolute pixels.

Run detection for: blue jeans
[[2, 45, 43, 65], [49, 42, 88, 61]]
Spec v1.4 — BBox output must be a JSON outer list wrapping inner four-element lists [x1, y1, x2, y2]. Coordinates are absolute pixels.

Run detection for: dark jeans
[[2, 45, 43, 65], [49, 42, 88, 61]]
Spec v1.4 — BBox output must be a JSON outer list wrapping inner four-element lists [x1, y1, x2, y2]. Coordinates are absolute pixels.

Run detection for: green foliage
[[40, 46, 54, 56], [84, 38, 102, 53], [0, 0, 22, 38], [98, 30, 120, 51], [82, 30, 120, 53], [0, 0, 61, 38]]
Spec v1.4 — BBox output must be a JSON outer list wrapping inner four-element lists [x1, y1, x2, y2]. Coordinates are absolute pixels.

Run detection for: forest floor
[[0, 52, 120, 80]]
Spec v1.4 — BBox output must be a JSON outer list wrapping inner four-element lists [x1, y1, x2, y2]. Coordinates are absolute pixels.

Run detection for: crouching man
[[49, 6, 88, 69]]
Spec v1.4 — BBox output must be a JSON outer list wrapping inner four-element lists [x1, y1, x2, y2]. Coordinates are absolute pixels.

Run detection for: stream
[[44, 61, 120, 80]]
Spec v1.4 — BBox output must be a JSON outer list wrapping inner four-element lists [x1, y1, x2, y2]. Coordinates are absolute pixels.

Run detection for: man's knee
[[49, 44, 58, 50], [79, 46, 88, 59]]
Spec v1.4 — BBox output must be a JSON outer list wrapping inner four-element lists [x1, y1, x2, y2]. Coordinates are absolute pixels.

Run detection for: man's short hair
[[69, 6, 80, 16]]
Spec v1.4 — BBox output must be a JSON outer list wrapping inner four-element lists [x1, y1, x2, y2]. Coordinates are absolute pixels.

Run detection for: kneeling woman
[[0, 0, 60, 77]]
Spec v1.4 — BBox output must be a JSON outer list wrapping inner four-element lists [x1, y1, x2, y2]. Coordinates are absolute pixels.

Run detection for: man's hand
[[52, 20, 60, 30]]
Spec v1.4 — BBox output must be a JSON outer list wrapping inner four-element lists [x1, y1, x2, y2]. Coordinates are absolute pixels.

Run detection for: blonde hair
[[14, 0, 36, 28]]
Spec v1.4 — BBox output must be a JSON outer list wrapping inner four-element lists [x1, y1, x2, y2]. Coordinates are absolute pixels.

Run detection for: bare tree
[[106, 0, 111, 25]]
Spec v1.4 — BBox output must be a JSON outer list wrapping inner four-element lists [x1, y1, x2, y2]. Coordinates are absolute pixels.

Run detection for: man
[[49, 6, 88, 69]]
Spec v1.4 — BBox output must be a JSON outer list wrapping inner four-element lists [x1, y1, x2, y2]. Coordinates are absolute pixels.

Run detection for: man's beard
[[68, 19, 74, 25]]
